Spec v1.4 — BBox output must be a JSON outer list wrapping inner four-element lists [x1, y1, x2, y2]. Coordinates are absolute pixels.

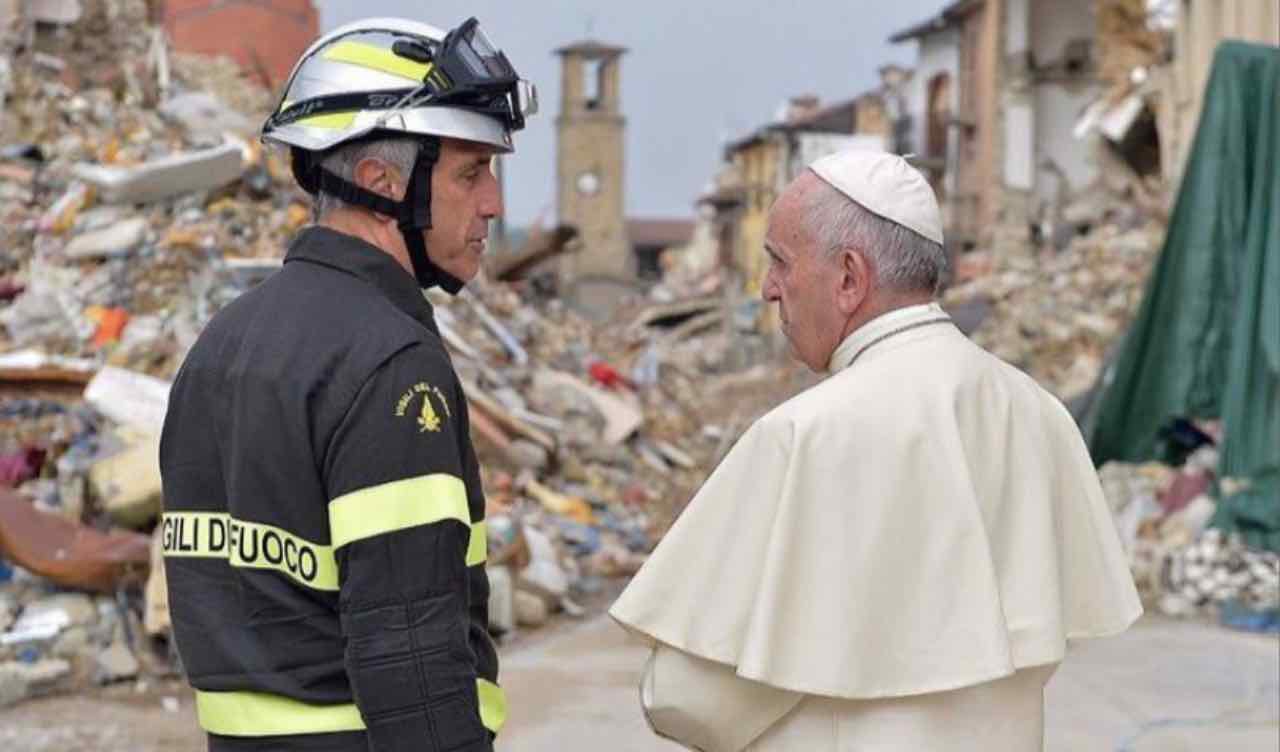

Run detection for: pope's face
[[761, 177, 847, 371]]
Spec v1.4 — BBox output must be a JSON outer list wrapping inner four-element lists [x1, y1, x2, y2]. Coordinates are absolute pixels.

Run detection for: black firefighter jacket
[[159, 226, 503, 752]]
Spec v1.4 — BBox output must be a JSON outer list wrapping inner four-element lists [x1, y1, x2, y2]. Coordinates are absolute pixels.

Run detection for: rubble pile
[[0, 586, 148, 709], [0, 0, 799, 706], [0, 1, 304, 378], [427, 280, 800, 631], [943, 219, 1165, 400], [1098, 448, 1280, 632]]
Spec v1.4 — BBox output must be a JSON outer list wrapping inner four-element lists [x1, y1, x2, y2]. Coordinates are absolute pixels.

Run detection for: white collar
[[826, 302, 952, 373]]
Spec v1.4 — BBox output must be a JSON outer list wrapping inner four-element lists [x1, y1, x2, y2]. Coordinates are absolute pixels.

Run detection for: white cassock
[[610, 302, 1142, 751]]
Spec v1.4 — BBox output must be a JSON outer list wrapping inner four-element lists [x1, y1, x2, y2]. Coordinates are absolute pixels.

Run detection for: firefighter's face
[[421, 138, 504, 283]]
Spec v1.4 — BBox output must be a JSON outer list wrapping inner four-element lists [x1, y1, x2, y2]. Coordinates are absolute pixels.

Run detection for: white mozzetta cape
[[611, 303, 1141, 700]]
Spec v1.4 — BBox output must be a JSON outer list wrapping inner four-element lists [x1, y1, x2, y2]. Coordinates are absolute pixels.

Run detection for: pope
[[610, 150, 1142, 752]]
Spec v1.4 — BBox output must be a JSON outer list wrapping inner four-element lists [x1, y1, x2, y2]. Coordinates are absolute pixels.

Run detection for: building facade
[[892, 0, 1103, 257], [1158, 0, 1279, 185]]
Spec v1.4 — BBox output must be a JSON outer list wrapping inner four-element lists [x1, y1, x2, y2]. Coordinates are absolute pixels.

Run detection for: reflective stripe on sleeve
[[162, 475, 478, 591], [466, 520, 487, 566], [195, 679, 506, 737], [195, 690, 364, 736], [478, 678, 507, 734], [161, 512, 339, 591], [328, 473, 470, 550]]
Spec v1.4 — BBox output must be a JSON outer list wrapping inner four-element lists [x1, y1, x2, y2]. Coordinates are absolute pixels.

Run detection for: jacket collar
[[284, 225, 440, 334], [827, 301, 952, 373]]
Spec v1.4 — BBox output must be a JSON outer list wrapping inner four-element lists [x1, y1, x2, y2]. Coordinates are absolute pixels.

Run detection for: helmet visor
[[433, 17, 533, 129], [454, 24, 510, 79]]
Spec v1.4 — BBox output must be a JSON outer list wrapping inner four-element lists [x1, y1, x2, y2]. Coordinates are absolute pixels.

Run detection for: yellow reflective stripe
[[160, 512, 339, 591], [280, 97, 358, 130], [296, 111, 358, 129], [195, 690, 364, 736], [323, 40, 433, 81], [196, 683, 503, 736], [328, 474, 469, 550], [467, 520, 487, 566], [478, 678, 507, 733]]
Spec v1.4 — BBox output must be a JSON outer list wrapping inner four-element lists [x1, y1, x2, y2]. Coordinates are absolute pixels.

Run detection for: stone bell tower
[[554, 39, 628, 281]]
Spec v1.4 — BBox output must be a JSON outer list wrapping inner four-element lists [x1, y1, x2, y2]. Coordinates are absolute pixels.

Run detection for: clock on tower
[[576, 170, 601, 196]]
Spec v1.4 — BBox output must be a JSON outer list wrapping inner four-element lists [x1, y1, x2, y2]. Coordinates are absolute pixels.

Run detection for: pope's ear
[[835, 246, 872, 314]]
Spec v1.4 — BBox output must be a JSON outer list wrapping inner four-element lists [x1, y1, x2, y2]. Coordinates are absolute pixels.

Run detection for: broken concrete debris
[[62, 216, 149, 259], [87, 430, 162, 527], [0, 658, 73, 709], [82, 366, 170, 435], [531, 369, 644, 446], [0, 587, 136, 708], [93, 639, 140, 684], [27, 0, 82, 26], [514, 589, 549, 628], [73, 141, 244, 206], [158, 91, 255, 143], [486, 565, 516, 635], [943, 220, 1165, 403]]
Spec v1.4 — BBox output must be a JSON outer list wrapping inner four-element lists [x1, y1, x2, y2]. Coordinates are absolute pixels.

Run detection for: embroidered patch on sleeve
[[394, 381, 453, 433]]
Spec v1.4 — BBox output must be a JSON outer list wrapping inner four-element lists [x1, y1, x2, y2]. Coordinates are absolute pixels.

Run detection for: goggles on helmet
[[264, 17, 537, 137]]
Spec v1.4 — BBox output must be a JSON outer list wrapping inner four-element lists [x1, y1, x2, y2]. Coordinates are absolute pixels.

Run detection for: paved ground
[[499, 615, 681, 751], [1, 613, 1275, 750], [500, 613, 1279, 751], [1044, 616, 1279, 752]]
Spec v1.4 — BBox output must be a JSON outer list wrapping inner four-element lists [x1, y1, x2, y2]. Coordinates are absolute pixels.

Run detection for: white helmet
[[262, 17, 538, 293], [262, 16, 536, 154]]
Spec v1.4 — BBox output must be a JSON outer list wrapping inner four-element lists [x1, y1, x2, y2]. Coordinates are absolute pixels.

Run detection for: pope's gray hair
[[802, 172, 948, 295], [312, 137, 421, 221]]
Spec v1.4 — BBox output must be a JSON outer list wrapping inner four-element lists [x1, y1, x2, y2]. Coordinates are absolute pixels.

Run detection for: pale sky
[[316, 0, 948, 227]]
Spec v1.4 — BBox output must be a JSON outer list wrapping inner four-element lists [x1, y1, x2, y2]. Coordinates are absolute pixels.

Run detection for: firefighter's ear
[[353, 157, 407, 203]]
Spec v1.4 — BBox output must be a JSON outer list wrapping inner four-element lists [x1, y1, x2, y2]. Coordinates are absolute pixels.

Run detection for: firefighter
[[159, 16, 536, 751]]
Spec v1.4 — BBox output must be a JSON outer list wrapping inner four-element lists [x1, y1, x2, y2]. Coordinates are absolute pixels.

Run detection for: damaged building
[[892, 0, 1105, 260], [892, 0, 1278, 265], [1082, 0, 1278, 195]]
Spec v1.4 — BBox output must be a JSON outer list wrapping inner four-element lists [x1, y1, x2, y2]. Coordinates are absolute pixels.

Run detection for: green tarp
[[1087, 41, 1280, 553]]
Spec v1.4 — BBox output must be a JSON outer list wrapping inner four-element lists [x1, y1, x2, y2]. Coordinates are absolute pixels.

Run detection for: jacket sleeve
[[324, 342, 490, 752], [641, 645, 803, 752]]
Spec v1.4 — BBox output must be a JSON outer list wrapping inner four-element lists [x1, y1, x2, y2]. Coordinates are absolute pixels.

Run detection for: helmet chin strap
[[397, 139, 466, 294], [293, 138, 467, 295]]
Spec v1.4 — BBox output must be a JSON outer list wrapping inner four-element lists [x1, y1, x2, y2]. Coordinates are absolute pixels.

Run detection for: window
[[584, 59, 603, 110]]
